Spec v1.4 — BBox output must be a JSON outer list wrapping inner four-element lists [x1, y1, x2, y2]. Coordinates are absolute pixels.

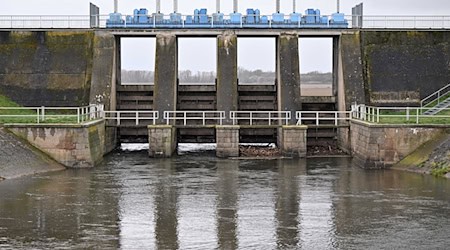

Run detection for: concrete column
[[148, 125, 177, 157], [279, 125, 307, 157], [217, 32, 238, 125], [332, 36, 339, 98], [154, 33, 178, 124], [277, 34, 301, 125], [216, 125, 240, 158]]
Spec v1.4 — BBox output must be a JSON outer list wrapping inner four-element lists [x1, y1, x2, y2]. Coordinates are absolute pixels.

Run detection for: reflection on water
[[0, 152, 450, 249]]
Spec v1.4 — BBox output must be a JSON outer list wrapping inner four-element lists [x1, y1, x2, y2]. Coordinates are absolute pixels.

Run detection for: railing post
[[41, 106, 45, 122], [203, 112, 206, 126], [335, 112, 338, 126], [36, 108, 40, 124], [268, 112, 271, 126], [77, 108, 80, 123], [316, 112, 319, 126], [184, 111, 187, 126], [136, 111, 139, 126], [117, 112, 121, 126], [250, 112, 253, 126], [406, 107, 410, 121], [377, 108, 380, 123], [416, 108, 420, 124]]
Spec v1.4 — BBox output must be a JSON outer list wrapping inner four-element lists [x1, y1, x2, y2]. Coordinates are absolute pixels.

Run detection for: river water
[[0, 150, 449, 249]]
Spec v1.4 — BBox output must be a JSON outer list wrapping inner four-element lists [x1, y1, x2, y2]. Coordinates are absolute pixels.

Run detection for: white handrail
[[0, 104, 103, 124], [163, 111, 225, 126], [296, 111, 352, 126], [103, 110, 158, 126], [230, 111, 291, 126], [352, 104, 450, 124]]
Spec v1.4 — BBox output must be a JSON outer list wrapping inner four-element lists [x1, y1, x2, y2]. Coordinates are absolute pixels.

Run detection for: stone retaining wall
[[350, 120, 447, 169], [6, 120, 106, 168]]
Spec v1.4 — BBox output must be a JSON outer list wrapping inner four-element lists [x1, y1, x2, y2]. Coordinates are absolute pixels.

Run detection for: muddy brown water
[[0, 151, 449, 249]]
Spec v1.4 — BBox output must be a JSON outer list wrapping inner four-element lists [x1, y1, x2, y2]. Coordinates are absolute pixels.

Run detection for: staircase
[[421, 82, 450, 115], [423, 96, 450, 115]]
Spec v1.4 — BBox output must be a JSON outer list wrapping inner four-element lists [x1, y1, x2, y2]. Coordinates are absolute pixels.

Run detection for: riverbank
[[0, 127, 65, 181], [393, 133, 450, 178]]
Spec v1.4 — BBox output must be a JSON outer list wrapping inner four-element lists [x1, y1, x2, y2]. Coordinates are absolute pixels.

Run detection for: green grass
[[365, 108, 450, 125], [0, 94, 86, 124], [430, 161, 450, 177]]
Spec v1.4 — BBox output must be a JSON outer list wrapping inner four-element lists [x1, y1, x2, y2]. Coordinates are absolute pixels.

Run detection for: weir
[[109, 29, 341, 157], [0, 2, 450, 168]]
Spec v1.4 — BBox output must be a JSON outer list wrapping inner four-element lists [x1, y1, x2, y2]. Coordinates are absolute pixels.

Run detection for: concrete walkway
[[0, 128, 65, 180]]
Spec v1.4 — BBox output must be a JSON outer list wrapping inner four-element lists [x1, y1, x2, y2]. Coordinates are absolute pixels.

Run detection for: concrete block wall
[[216, 126, 240, 158], [6, 120, 106, 168], [148, 125, 177, 157], [350, 120, 446, 169], [279, 126, 307, 158]]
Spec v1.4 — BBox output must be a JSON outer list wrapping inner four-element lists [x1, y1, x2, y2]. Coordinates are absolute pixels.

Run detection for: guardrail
[[421, 82, 450, 108], [1, 14, 450, 29], [296, 111, 352, 126], [230, 111, 291, 126], [103, 111, 158, 126], [353, 104, 450, 124], [0, 104, 103, 124], [164, 111, 225, 126]]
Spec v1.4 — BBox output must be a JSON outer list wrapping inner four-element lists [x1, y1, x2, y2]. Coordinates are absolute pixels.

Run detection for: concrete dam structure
[[0, 28, 449, 168]]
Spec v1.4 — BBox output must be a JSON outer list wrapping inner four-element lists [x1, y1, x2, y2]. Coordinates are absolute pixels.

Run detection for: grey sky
[[2, 0, 449, 72]]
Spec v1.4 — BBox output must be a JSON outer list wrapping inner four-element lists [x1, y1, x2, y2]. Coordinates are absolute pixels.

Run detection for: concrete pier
[[216, 126, 240, 158], [216, 32, 238, 125], [153, 33, 178, 124], [279, 126, 307, 157], [277, 33, 301, 124], [148, 125, 177, 157]]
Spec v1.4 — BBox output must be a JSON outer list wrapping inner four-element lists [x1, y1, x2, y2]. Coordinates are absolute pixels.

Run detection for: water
[[1, 151, 449, 249]]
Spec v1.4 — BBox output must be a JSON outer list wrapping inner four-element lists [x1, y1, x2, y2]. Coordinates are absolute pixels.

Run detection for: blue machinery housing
[[106, 8, 348, 29]]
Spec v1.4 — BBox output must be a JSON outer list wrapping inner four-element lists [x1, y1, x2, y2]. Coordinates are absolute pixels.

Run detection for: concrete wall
[[6, 120, 106, 168], [341, 31, 450, 107], [362, 31, 450, 105], [0, 31, 94, 106], [349, 120, 447, 169], [0, 30, 116, 109]]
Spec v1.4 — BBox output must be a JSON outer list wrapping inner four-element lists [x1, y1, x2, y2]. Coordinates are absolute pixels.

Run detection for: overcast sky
[[2, 0, 449, 73]]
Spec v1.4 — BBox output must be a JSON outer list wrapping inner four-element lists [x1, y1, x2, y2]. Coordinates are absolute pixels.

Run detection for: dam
[[0, 1, 449, 169]]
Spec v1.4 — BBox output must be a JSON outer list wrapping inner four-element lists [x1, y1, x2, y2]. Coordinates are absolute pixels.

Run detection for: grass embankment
[[0, 95, 80, 124]]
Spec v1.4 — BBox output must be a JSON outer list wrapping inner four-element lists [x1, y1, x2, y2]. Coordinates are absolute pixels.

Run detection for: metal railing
[[296, 111, 352, 126], [421, 82, 450, 108], [164, 111, 225, 126], [230, 111, 291, 126], [1, 14, 450, 29], [103, 110, 158, 126], [0, 104, 103, 124], [353, 104, 450, 124]]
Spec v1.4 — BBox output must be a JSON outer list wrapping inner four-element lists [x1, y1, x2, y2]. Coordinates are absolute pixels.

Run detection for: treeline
[[121, 69, 332, 84]]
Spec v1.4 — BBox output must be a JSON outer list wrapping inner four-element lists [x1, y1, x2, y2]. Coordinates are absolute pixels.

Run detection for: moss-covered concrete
[[361, 31, 450, 105], [0, 31, 97, 107]]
